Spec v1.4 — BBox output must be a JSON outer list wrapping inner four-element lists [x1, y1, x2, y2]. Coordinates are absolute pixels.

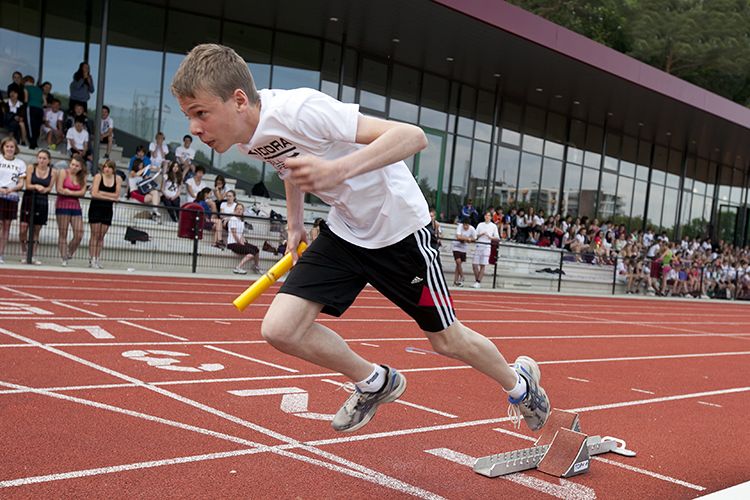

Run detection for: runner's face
[[179, 90, 244, 154]]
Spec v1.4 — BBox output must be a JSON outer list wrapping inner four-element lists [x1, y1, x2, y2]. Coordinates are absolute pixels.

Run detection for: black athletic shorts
[[280, 222, 456, 332]]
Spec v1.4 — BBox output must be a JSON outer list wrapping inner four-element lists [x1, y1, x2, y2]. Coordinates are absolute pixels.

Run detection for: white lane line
[[0, 448, 264, 488], [489, 429, 705, 492], [425, 448, 597, 499], [631, 388, 656, 395], [128, 308, 144, 312], [491, 427, 534, 440], [117, 320, 188, 341], [320, 379, 458, 419], [697, 401, 722, 408], [51, 301, 107, 318], [0, 286, 45, 299], [0, 327, 442, 500], [168, 314, 184, 318], [0, 382, 135, 395], [567, 377, 590, 383], [360, 343, 380, 347], [204, 345, 298, 373], [214, 320, 231, 325]]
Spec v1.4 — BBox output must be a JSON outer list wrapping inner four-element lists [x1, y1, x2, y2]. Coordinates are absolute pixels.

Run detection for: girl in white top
[[149, 131, 169, 170], [213, 188, 238, 248], [0, 137, 26, 263], [472, 211, 500, 288], [161, 161, 183, 222], [452, 218, 477, 286], [226, 202, 260, 274]]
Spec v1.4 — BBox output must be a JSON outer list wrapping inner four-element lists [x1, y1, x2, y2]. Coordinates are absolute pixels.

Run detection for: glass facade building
[[2, 0, 749, 244]]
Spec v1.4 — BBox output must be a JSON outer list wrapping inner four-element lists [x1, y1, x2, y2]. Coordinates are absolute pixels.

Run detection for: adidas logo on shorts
[[410, 276, 424, 284]]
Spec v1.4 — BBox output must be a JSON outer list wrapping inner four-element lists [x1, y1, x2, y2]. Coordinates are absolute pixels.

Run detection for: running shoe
[[233, 267, 247, 275], [507, 355, 550, 431], [331, 365, 406, 433]]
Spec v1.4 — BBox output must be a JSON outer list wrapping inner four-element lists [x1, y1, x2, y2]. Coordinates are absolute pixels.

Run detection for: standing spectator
[[19, 149, 56, 264], [42, 98, 65, 150], [429, 207, 442, 247], [452, 217, 477, 286], [23, 76, 44, 149], [175, 134, 196, 177], [149, 131, 169, 171], [55, 154, 88, 266], [69, 62, 95, 112], [161, 161, 183, 222], [0, 137, 26, 264], [461, 198, 479, 226], [7, 71, 25, 103], [472, 211, 500, 288], [3, 88, 29, 145], [128, 160, 162, 223], [226, 202, 260, 274], [185, 164, 208, 201], [128, 145, 151, 172], [40, 81, 54, 107], [99, 105, 114, 158], [87, 159, 121, 269]]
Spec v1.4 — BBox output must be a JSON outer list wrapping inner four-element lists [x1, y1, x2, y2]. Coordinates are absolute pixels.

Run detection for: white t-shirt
[[0, 156, 26, 191], [237, 88, 430, 249], [162, 178, 181, 199], [100, 116, 114, 135], [221, 201, 237, 216], [149, 141, 169, 167], [452, 224, 477, 253], [175, 145, 195, 163], [475, 221, 499, 244], [43, 109, 64, 132], [185, 177, 209, 201], [66, 127, 89, 150], [227, 217, 244, 245]]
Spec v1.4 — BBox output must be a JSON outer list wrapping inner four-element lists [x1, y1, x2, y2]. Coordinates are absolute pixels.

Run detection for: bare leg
[[426, 320, 517, 390], [262, 293, 374, 382], [0, 220, 11, 256], [19, 221, 28, 254], [57, 214, 71, 259], [68, 216, 84, 257]]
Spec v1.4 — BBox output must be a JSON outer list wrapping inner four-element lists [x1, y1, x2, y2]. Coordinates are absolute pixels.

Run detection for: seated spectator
[[195, 187, 217, 230], [185, 165, 208, 202], [128, 159, 162, 223], [7, 71, 25, 104], [452, 216, 476, 286], [99, 105, 114, 158], [226, 202, 260, 275], [40, 81, 54, 107], [2, 88, 28, 146], [63, 102, 92, 135], [175, 134, 196, 177], [161, 161, 183, 222], [66, 115, 93, 171], [149, 131, 169, 171], [128, 145, 151, 172], [569, 227, 590, 261], [42, 98, 65, 150], [214, 189, 238, 248]]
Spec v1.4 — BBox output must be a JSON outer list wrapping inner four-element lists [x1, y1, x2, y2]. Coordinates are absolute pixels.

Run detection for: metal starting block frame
[[473, 410, 636, 478]]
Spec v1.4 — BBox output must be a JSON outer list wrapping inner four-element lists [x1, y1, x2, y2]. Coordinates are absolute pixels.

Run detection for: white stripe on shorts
[[414, 227, 456, 329]]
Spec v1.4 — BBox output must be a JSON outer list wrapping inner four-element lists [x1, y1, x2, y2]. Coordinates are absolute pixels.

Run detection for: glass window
[[604, 132, 620, 172], [522, 106, 544, 154], [621, 135, 638, 165], [691, 194, 705, 224], [647, 184, 664, 228], [579, 167, 599, 216], [662, 188, 678, 229], [632, 180, 648, 225], [584, 125, 603, 168], [546, 112, 566, 144], [448, 136, 473, 219], [272, 32, 320, 90], [494, 146, 520, 207], [320, 41, 341, 97], [419, 73, 448, 130], [651, 169, 666, 185], [518, 153, 542, 208], [223, 22, 272, 89], [499, 100, 522, 144], [389, 64, 419, 123], [616, 176, 634, 219], [598, 172, 618, 218], [340, 48, 357, 103], [416, 130, 446, 211], [619, 160, 635, 177], [540, 158, 562, 214], [563, 164, 582, 216], [680, 191, 693, 226], [470, 141, 491, 207], [636, 164, 650, 181], [501, 128, 521, 146], [666, 148, 682, 188], [1, 0, 42, 83], [544, 141, 564, 160], [457, 84, 475, 137], [475, 90, 494, 142], [358, 57, 386, 112]]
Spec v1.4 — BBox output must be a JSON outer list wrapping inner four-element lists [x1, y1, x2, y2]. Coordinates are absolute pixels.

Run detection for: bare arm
[[284, 179, 307, 263], [284, 115, 428, 192]]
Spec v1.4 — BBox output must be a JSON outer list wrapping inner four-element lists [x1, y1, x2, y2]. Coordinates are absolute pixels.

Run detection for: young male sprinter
[[171, 44, 550, 433]]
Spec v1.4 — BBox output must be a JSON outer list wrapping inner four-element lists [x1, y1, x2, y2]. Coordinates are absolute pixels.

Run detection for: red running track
[[1, 268, 749, 498]]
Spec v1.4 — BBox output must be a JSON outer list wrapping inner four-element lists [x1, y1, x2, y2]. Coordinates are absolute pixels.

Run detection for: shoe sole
[[337, 375, 407, 433]]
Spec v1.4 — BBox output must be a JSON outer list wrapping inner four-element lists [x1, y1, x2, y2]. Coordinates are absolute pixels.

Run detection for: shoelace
[[336, 382, 362, 415], [507, 403, 523, 429]]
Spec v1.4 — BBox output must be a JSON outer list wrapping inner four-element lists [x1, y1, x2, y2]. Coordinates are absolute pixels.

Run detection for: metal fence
[[9, 191, 297, 274]]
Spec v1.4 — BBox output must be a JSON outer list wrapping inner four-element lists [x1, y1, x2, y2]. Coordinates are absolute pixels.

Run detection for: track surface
[[1, 269, 748, 499]]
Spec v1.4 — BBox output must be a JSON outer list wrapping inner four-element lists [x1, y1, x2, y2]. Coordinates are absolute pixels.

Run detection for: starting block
[[473, 409, 636, 478]]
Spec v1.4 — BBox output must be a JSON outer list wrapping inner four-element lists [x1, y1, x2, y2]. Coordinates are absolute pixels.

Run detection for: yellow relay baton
[[232, 242, 308, 312]]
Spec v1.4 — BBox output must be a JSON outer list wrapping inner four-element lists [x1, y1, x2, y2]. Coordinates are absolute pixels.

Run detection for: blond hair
[[170, 44, 258, 103]]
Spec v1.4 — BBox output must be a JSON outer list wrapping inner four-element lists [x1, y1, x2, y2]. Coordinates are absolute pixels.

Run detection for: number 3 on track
[[122, 349, 224, 372]]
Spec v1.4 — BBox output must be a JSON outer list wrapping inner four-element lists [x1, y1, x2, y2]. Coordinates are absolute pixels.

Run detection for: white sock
[[505, 372, 528, 401], [355, 364, 387, 393]]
